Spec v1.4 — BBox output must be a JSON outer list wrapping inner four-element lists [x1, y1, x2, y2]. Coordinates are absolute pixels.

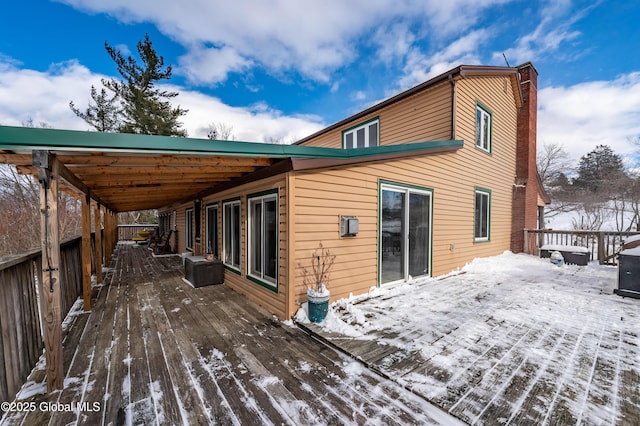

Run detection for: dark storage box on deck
[[539, 247, 590, 266], [615, 253, 640, 299], [184, 256, 224, 287]]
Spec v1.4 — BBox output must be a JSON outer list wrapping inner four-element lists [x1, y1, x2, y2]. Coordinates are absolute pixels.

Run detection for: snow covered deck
[[1, 243, 456, 425], [299, 253, 640, 425]]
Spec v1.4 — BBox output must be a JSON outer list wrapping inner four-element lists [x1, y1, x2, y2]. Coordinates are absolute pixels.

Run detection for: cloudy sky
[[1, 0, 639, 163]]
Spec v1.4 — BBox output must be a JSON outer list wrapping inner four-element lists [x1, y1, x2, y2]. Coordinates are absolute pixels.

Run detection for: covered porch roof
[[0, 125, 463, 212]]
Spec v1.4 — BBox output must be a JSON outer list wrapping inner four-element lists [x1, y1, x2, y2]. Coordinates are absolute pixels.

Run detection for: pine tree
[[70, 34, 188, 136], [573, 145, 625, 193], [69, 85, 121, 132], [103, 34, 188, 136]]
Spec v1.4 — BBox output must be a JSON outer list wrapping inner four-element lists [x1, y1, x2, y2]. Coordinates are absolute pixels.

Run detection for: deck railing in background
[[524, 229, 640, 265], [0, 235, 93, 411], [118, 224, 158, 241]]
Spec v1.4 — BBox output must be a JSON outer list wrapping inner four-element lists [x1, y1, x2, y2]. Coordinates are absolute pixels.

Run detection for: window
[[223, 200, 241, 270], [343, 118, 379, 149], [474, 188, 491, 242], [248, 192, 278, 289], [185, 208, 193, 251], [475, 103, 491, 153], [205, 204, 219, 258]]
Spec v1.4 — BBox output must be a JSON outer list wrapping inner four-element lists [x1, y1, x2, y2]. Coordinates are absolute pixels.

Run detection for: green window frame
[[342, 117, 379, 149], [378, 180, 433, 286], [475, 102, 492, 153], [474, 187, 491, 242], [185, 208, 193, 251], [222, 199, 241, 271], [247, 190, 278, 291]]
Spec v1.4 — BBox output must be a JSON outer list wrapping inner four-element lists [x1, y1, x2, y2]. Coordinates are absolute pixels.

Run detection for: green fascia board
[[342, 140, 462, 158], [0, 125, 462, 160]]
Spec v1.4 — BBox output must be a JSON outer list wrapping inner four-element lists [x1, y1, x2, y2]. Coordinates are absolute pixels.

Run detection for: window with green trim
[[185, 208, 193, 251], [248, 192, 278, 287], [343, 118, 379, 149], [474, 189, 491, 241], [223, 200, 241, 269], [475, 104, 491, 153]]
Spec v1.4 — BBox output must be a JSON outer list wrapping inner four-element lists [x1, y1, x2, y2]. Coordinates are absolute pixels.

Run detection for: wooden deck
[[298, 260, 640, 426], [1, 242, 457, 425]]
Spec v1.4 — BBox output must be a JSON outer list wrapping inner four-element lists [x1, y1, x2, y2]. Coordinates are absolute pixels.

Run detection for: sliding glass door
[[380, 183, 431, 285]]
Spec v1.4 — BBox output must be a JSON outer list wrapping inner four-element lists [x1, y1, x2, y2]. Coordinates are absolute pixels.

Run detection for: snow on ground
[[304, 252, 640, 424]]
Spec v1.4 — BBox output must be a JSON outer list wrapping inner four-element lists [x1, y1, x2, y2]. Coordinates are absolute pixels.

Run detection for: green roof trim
[[0, 125, 462, 160]]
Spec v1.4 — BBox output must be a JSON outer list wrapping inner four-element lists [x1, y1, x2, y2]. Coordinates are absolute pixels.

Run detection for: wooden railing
[[0, 235, 92, 411], [118, 224, 158, 241], [524, 229, 640, 265]]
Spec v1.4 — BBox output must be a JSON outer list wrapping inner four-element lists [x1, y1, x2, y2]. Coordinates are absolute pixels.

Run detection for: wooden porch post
[[94, 203, 103, 284], [113, 211, 119, 250], [104, 210, 112, 266], [82, 193, 92, 311], [33, 151, 64, 391]]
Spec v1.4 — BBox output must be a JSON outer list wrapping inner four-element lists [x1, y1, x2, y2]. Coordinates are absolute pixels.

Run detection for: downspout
[[449, 74, 456, 140]]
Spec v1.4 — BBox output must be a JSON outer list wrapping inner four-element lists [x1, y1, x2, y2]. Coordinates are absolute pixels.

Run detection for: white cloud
[[396, 29, 488, 90], [0, 58, 325, 142], [58, 0, 515, 85], [538, 72, 640, 163], [0, 60, 102, 129], [177, 46, 252, 85], [494, 1, 598, 66]]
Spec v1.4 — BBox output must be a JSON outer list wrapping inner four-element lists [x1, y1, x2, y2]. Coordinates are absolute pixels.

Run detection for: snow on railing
[[524, 229, 640, 265]]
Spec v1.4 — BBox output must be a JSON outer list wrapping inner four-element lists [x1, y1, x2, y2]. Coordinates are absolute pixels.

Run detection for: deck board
[[2, 242, 452, 425]]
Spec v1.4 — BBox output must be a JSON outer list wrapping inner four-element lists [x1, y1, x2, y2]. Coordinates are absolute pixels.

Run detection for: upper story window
[[475, 103, 492, 153], [343, 118, 379, 149]]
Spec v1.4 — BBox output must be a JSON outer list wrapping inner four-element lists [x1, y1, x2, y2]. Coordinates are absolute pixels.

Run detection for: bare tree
[[571, 200, 609, 232], [207, 122, 235, 140], [263, 134, 299, 145], [537, 142, 572, 189], [0, 120, 83, 258]]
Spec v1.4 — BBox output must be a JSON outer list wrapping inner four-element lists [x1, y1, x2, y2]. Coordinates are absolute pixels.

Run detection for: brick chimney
[[511, 62, 539, 253]]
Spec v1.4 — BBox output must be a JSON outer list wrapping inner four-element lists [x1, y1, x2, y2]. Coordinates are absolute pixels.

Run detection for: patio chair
[[151, 229, 173, 254]]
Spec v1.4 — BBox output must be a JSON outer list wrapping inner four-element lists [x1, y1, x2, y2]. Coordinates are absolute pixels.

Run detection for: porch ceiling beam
[[89, 181, 215, 191], [58, 154, 274, 167], [98, 193, 204, 204], [67, 165, 262, 175], [0, 153, 32, 165], [81, 174, 243, 184], [95, 188, 211, 198]]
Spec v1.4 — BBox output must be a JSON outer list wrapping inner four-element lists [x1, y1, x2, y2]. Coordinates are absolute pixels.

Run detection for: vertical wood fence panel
[[0, 235, 91, 413], [0, 250, 42, 408]]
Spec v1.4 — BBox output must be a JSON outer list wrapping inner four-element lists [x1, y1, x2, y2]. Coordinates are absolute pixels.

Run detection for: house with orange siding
[[0, 62, 548, 321], [159, 62, 547, 319]]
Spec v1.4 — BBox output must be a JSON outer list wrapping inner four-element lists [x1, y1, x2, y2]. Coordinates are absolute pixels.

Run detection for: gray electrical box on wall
[[340, 216, 359, 237]]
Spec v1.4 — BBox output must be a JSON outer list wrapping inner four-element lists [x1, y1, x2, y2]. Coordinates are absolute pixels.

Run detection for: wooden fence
[[118, 224, 158, 241], [524, 229, 640, 265], [0, 235, 92, 411]]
